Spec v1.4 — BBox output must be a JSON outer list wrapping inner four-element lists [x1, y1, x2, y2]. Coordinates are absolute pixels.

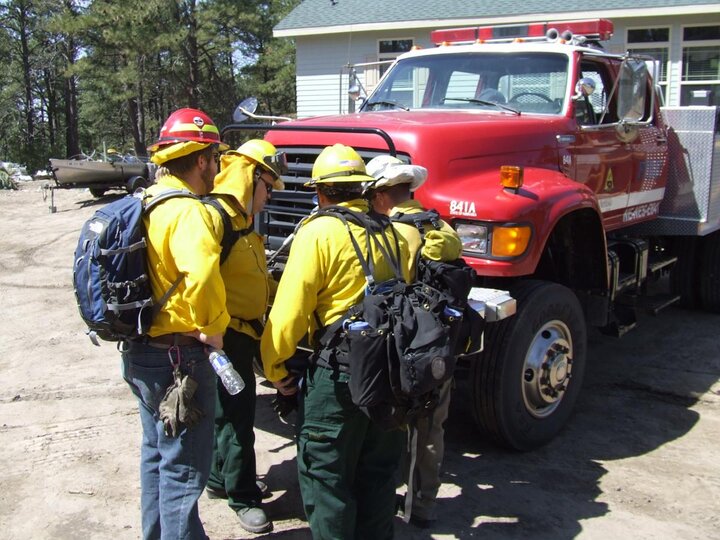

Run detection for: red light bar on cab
[[431, 19, 614, 45]]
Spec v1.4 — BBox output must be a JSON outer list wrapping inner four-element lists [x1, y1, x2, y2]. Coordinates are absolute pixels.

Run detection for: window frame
[[626, 26, 670, 102], [680, 23, 720, 106]]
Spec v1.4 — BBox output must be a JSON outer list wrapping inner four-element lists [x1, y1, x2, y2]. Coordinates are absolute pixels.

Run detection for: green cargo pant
[[207, 329, 262, 510], [297, 365, 403, 539]]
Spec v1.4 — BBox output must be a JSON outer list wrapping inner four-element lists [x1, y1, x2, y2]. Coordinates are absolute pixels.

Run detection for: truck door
[[566, 56, 634, 231], [621, 59, 668, 227]]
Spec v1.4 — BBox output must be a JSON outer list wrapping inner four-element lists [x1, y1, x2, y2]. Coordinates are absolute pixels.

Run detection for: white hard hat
[[364, 155, 428, 192]]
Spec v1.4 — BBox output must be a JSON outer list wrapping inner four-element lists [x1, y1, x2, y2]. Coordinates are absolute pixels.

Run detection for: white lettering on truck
[[623, 202, 660, 222], [450, 200, 477, 217]]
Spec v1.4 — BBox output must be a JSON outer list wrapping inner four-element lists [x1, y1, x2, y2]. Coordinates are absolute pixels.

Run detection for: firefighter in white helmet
[[365, 154, 462, 528], [261, 144, 411, 538], [204, 138, 286, 534]]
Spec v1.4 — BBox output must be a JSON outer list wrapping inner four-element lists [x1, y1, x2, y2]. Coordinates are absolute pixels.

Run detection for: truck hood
[[269, 110, 568, 174], [268, 109, 569, 206]]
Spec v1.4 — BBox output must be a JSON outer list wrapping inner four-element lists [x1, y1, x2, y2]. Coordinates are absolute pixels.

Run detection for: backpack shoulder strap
[[316, 206, 404, 286], [390, 209, 442, 240], [390, 208, 443, 272], [143, 188, 199, 212], [139, 190, 201, 321], [201, 196, 253, 265]]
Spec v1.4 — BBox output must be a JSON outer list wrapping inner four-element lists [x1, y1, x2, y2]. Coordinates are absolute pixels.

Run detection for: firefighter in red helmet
[[122, 108, 230, 539]]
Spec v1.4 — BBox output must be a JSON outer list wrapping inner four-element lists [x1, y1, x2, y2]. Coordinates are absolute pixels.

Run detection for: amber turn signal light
[[500, 165, 523, 189], [491, 226, 532, 257]]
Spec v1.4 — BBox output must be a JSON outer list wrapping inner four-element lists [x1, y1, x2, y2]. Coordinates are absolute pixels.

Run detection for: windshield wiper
[[442, 97, 520, 115], [364, 99, 410, 111]]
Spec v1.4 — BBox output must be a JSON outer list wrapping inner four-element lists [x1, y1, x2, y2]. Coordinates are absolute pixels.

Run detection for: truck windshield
[[363, 52, 569, 115]]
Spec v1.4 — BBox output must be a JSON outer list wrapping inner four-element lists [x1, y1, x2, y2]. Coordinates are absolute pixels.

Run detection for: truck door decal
[[599, 187, 665, 213], [604, 169, 614, 191], [622, 202, 660, 222]]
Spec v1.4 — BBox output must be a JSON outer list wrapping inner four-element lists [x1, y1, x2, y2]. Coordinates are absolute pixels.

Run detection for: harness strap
[[201, 196, 253, 266], [232, 317, 265, 337], [390, 208, 442, 244], [317, 206, 405, 285], [403, 420, 419, 523]]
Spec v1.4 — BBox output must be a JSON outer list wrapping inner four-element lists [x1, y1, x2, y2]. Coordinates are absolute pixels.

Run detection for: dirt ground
[[1, 182, 719, 540]]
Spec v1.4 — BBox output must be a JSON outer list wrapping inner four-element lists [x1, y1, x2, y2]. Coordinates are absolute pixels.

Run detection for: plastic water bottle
[[208, 349, 245, 395], [344, 320, 371, 334]]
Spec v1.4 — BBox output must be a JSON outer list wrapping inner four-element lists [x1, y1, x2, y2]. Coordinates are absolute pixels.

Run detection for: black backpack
[[73, 190, 250, 346], [390, 209, 484, 356], [312, 207, 463, 430]]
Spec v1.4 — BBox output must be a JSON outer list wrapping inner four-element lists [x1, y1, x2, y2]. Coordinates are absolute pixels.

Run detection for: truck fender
[[437, 166, 606, 283]]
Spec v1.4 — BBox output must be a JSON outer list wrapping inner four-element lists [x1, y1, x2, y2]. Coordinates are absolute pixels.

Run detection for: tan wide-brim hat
[[365, 155, 428, 192]]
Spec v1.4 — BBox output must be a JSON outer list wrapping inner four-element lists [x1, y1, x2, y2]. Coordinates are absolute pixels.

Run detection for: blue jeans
[[122, 341, 216, 540]]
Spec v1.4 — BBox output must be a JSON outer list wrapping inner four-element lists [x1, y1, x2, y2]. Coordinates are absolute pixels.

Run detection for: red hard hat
[[147, 108, 226, 153]]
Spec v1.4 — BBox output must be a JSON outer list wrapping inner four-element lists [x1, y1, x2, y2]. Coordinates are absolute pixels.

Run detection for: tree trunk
[[63, 1, 80, 157], [183, 0, 200, 108], [18, 3, 35, 149]]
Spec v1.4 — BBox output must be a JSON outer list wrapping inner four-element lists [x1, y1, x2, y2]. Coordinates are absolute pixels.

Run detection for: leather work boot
[[237, 506, 272, 534]]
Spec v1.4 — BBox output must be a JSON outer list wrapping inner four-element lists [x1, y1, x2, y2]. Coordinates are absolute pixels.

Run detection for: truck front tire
[[471, 280, 587, 451]]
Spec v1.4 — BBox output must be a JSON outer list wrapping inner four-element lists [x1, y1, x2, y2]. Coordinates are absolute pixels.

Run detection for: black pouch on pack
[[343, 284, 395, 408]]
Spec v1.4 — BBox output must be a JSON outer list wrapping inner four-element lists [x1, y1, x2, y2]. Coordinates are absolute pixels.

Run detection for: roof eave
[[274, 4, 720, 38]]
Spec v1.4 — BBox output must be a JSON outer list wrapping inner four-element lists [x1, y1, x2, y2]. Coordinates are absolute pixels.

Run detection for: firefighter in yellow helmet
[[203, 139, 286, 534], [123, 108, 230, 539], [260, 143, 411, 538]]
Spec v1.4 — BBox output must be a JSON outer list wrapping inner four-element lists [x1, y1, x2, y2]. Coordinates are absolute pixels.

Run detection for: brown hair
[[164, 145, 215, 177], [317, 183, 364, 204]]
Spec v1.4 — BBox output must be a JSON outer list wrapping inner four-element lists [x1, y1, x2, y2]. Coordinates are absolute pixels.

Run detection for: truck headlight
[[457, 223, 489, 255], [456, 222, 532, 258]]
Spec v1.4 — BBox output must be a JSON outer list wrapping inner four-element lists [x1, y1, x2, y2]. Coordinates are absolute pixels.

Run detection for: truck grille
[[258, 146, 410, 249]]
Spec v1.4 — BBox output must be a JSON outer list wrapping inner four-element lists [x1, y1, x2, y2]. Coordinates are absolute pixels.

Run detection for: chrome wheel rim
[[521, 320, 573, 419]]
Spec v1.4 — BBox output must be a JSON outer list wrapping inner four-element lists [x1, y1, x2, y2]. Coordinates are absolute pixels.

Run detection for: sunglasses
[[257, 175, 273, 195]]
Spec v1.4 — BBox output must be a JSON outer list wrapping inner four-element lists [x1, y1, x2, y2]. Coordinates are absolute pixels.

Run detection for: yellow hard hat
[[107, 148, 119, 154], [233, 139, 287, 189], [305, 144, 374, 187]]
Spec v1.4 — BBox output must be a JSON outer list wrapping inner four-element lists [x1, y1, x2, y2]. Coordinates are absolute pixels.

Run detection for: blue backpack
[[73, 190, 246, 345]]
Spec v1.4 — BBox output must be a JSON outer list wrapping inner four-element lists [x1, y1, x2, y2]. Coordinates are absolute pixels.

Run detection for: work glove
[[159, 365, 204, 437], [272, 391, 298, 419]]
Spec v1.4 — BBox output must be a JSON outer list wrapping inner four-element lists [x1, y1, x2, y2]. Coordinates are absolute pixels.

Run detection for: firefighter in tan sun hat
[[261, 143, 411, 538], [365, 154, 462, 528]]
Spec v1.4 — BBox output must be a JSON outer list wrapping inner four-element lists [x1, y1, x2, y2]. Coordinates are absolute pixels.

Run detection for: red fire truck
[[240, 19, 720, 450]]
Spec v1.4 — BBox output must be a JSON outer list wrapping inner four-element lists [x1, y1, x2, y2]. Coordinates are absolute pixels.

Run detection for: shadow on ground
[[393, 306, 718, 538], [239, 306, 719, 539]]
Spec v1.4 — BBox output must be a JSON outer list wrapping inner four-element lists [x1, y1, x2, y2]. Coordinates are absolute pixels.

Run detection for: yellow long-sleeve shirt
[[207, 153, 274, 339], [143, 175, 230, 337], [260, 200, 410, 382]]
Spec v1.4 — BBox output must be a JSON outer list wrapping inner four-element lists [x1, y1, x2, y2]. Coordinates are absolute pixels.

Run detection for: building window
[[378, 38, 413, 77], [627, 27, 669, 87], [681, 25, 720, 106]]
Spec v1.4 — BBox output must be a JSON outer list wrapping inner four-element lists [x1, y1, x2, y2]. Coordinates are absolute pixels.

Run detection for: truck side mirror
[[573, 77, 596, 100], [617, 58, 650, 124], [233, 97, 258, 123]]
